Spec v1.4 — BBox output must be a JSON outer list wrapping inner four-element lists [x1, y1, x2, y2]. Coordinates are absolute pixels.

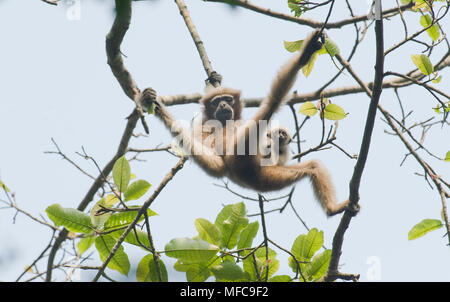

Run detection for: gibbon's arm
[[152, 99, 226, 177], [252, 29, 323, 125]]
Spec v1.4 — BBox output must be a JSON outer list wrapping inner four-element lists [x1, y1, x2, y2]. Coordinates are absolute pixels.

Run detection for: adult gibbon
[[145, 30, 351, 216]]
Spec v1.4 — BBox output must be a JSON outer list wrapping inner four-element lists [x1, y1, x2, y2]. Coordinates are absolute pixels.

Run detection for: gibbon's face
[[268, 128, 292, 146], [209, 94, 235, 122]]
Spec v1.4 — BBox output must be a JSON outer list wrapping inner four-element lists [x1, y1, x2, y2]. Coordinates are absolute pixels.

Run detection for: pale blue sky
[[0, 0, 449, 281]]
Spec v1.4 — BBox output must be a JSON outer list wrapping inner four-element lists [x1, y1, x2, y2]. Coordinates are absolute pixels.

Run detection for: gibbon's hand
[[138, 87, 158, 113]]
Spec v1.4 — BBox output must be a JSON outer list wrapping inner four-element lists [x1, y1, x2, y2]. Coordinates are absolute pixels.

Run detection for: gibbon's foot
[[139, 87, 157, 112], [347, 202, 361, 217], [326, 199, 360, 217]]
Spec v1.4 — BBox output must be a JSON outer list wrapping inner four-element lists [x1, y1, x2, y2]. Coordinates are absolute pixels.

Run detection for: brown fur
[[152, 30, 349, 216]]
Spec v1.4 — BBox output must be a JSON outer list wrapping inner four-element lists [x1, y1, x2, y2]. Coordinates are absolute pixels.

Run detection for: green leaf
[[445, 151, 450, 162], [112, 156, 131, 193], [77, 235, 95, 255], [186, 263, 213, 282], [211, 260, 248, 281], [104, 207, 157, 230], [243, 247, 279, 280], [324, 103, 346, 120], [291, 228, 323, 261], [411, 54, 434, 75], [147, 102, 156, 115], [179, 257, 220, 282], [288, 0, 308, 17], [304, 249, 331, 281], [0, 180, 10, 192], [408, 219, 443, 240], [109, 228, 152, 249], [195, 218, 222, 246], [104, 194, 119, 207], [289, 228, 324, 273], [299, 101, 318, 116], [302, 51, 318, 77], [283, 40, 303, 53], [269, 275, 292, 282], [95, 235, 130, 276], [165, 237, 219, 264], [413, 0, 432, 11], [90, 199, 112, 229], [46, 204, 93, 234], [322, 38, 340, 57], [215, 203, 248, 249], [432, 75, 442, 83], [124, 180, 151, 201], [237, 221, 259, 250], [420, 14, 440, 41], [136, 254, 168, 282]]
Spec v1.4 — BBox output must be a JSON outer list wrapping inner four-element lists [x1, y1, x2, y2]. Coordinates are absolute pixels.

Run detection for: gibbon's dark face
[[209, 95, 235, 122]]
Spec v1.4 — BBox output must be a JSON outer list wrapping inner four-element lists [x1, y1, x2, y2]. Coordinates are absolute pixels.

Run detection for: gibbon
[[146, 30, 351, 216], [263, 126, 292, 166]]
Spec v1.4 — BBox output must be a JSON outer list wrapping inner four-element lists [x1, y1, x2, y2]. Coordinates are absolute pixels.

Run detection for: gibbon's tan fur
[[149, 30, 350, 216], [263, 126, 292, 166]]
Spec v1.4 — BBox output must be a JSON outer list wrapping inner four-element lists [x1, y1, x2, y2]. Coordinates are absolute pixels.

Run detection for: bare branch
[[206, 0, 413, 29]]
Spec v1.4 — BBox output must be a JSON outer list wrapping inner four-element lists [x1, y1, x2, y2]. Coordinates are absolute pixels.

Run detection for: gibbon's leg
[[146, 91, 227, 177], [258, 160, 349, 216]]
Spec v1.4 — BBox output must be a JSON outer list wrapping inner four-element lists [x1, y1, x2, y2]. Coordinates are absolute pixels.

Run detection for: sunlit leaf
[[104, 207, 157, 230], [243, 247, 279, 280], [408, 219, 443, 240], [323, 103, 346, 120], [124, 180, 151, 201], [46, 204, 93, 234], [299, 101, 318, 116], [195, 218, 222, 246], [445, 151, 450, 162], [411, 54, 434, 75], [284, 40, 303, 53], [90, 199, 112, 229], [420, 14, 440, 41], [0, 180, 10, 192], [165, 237, 219, 264], [104, 194, 119, 207], [291, 228, 323, 261], [77, 235, 95, 255], [211, 260, 249, 281], [215, 202, 248, 249], [112, 156, 131, 193], [302, 51, 318, 77], [136, 254, 168, 282], [432, 75, 442, 83], [237, 221, 259, 250], [109, 228, 152, 249], [322, 38, 340, 57], [95, 235, 130, 276], [269, 275, 292, 282], [304, 249, 331, 281]]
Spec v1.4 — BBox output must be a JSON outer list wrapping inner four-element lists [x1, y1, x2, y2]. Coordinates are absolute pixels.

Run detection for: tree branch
[[92, 156, 187, 282], [206, 0, 413, 29], [325, 4, 385, 281]]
